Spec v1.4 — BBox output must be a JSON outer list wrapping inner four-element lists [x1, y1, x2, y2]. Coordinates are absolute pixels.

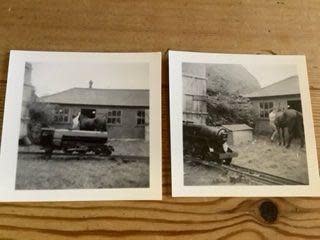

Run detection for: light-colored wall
[[255, 119, 273, 134], [20, 63, 35, 139], [251, 95, 300, 113], [227, 130, 253, 145], [233, 130, 253, 145], [51, 104, 148, 139], [250, 95, 301, 134], [182, 63, 207, 125]]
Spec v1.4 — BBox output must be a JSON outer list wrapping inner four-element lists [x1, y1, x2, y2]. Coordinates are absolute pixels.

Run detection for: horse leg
[[282, 128, 287, 146], [297, 122, 305, 148], [286, 123, 295, 148], [279, 127, 286, 146], [286, 131, 294, 148], [277, 127, 282, 146]]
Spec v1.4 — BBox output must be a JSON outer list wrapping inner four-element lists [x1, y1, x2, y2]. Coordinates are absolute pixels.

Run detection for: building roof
[[244, 75, 300, 99], [39, 88, 149, 107], [222, 124, 253, 131]]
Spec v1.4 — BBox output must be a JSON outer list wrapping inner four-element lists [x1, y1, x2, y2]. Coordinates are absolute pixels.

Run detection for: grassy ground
[[16, 155, 149, 190], [111, 139, 149, 157], [16, 140, 149, 190], [184, 136, 309, 186]]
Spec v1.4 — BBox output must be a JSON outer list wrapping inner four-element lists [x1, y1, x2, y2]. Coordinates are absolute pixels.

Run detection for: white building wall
[[233, 131, 253, 145]]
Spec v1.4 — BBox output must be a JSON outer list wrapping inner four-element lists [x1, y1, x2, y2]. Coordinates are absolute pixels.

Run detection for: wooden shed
[[222, 124, 253, 146], [182, 63, 208, 125]]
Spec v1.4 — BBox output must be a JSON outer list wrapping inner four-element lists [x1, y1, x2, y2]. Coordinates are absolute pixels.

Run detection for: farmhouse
[[39, 84, 149, 140], [245, 75, 301, 133], [182, 63, 208, 125]]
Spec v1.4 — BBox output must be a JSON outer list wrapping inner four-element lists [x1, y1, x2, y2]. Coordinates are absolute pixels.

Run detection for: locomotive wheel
[[209, 152, 223, 164], [200, 145, 210, 160], [94, 148, 102, 155], [200, 153, 209, 160], [215, 158, 223, 164], [224, 158, 232, 165], [44, 148, 53, 159], [78, 150, 87, 155], [223, 148, 233, 165], [103, 145, 113, 156], [63, 148, 73, 154], [185, 143, 197, 157]]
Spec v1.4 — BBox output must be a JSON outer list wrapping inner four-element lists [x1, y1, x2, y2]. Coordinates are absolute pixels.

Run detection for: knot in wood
[[259, 200, 278, 223]]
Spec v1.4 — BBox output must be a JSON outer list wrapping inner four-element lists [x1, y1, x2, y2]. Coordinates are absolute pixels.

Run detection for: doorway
[[81, 108, 96, 118], [287, 100, 302, 112]]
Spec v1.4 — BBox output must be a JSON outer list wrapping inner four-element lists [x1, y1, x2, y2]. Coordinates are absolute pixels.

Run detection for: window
[[54, 107, 69, 123], [107, 110, 121, 125], [259, 101, 274, 118], [137, 110, 145, 126]]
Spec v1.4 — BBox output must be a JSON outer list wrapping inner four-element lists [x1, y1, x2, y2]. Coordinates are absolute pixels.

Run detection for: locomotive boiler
[[183, 122, 238, 165]]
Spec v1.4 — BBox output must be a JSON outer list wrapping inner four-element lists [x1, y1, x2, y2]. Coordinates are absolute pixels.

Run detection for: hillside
[[206, 64, 261, 95]]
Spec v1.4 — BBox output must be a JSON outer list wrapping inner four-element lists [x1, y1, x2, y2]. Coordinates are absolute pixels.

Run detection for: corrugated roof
[[39, 88, 149, 107], [222, 124, 253, 131], [244, 75, 300, 98]]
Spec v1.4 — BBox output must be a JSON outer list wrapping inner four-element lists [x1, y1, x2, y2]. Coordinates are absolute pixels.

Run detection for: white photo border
[[169, 50, 320, 197], [0, 50, 162, 201]]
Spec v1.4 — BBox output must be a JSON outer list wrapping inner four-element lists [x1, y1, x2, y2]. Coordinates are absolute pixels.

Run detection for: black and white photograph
[[0, 51, 162, 201], [169, 51, 319, 197]]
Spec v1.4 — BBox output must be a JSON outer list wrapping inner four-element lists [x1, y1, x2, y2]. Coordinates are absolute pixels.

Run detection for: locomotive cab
[[40, 128, 55, 148]]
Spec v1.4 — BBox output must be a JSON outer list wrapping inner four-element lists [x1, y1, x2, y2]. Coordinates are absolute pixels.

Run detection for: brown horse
[[274, 109, 304, 148], [78, 113, 107, 132]]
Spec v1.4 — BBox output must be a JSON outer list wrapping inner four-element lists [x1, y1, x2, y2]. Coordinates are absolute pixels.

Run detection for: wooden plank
[[0, 0, 319, 239]]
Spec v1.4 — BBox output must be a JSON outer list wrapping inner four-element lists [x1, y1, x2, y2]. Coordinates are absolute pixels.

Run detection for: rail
[[18, 151, 149, 161], [194, 159, 305, 185]]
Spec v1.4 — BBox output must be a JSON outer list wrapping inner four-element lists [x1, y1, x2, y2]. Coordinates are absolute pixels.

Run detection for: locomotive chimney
[[89, 80, 93, 88]]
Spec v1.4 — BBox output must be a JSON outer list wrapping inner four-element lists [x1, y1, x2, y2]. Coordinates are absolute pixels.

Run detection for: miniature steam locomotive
[[183, 122, 238, 165], [40, 128, 114, 157]]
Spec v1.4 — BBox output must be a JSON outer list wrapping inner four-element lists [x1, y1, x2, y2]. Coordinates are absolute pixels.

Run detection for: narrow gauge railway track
[[18, 151, 149, 161], [193, 159, 304, 185]]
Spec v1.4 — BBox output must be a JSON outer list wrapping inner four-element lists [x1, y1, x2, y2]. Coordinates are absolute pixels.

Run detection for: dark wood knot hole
[[259, 200, 278, 223]]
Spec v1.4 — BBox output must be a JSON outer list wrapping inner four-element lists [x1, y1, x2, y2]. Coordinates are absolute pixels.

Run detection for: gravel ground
[[184, 136, 309, 186]]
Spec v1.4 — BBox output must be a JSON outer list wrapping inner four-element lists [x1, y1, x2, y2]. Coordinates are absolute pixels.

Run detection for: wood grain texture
[[0, 0, 320, 239]]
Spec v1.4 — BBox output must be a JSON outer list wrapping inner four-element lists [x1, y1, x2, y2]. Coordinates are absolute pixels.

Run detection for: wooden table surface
[[0, 0, 320, 239]]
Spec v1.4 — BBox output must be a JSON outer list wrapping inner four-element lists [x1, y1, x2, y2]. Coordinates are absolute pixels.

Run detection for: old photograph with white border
[[0, 51, 162, 201], [169, 51, 320, 197]]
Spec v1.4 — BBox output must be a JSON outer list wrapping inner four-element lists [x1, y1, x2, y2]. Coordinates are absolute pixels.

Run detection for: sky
[[242, 64, 298, 88], [29, 62, 296, 97], [29, 62, 149, 97]]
